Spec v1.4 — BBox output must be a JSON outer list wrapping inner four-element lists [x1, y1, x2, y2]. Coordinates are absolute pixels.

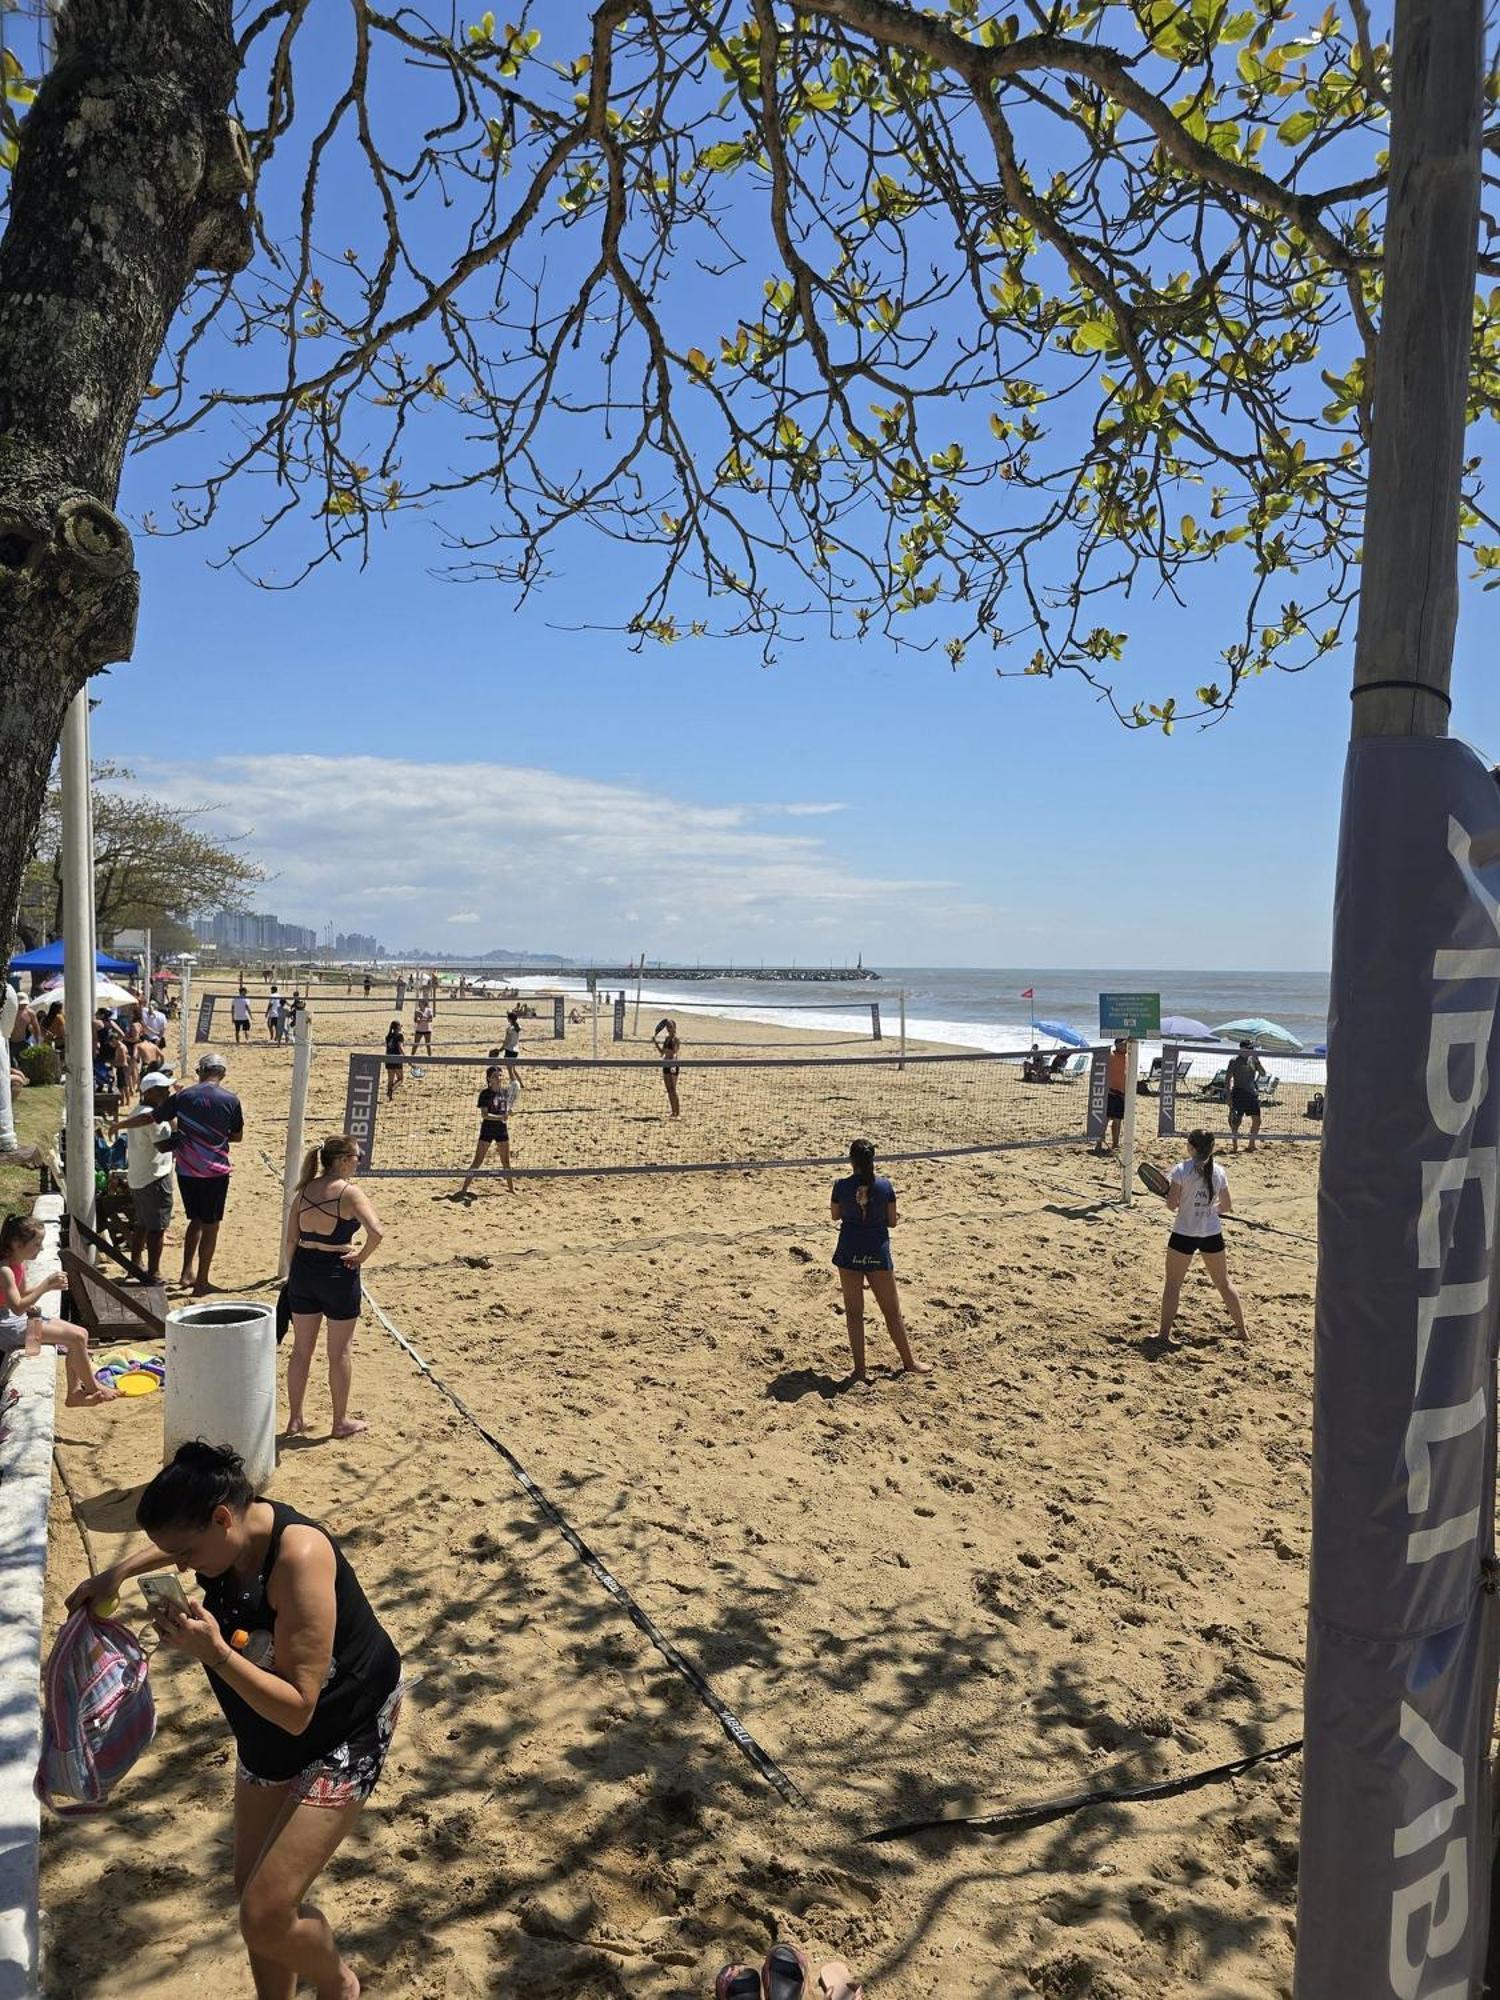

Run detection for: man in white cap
[[125, 1071, 175, 1279], [123, 1049, 242, 1294]]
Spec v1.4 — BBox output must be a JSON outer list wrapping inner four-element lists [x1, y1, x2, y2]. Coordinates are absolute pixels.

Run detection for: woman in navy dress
[[830, 1137, 928, 1383]]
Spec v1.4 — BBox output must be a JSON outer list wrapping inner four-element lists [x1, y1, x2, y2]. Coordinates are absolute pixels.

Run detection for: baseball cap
[[138, 1071, 173, 1094]]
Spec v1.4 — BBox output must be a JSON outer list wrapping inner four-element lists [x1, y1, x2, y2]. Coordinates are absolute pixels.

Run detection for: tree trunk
[[0, 0, 250, 966]]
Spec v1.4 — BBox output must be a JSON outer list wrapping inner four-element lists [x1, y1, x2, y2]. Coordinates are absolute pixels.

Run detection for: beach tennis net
[[340, 1048, 1091, 1180]]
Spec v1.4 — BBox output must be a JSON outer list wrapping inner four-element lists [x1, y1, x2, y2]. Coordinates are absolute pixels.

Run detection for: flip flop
[[715, 1969, 762, 2000], [763, 1945, 807, 2000], [818, 1965, 865, 2000]]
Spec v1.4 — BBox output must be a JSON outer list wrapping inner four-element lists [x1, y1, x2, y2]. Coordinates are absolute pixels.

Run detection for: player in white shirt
[[1156, 1128, 1247, 1345]]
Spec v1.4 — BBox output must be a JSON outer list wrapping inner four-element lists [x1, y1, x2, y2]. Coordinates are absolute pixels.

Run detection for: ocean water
[[513, 964, 1331, 1059]]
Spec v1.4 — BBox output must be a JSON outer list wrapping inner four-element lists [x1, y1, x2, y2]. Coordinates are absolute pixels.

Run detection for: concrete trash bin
[[164, 1300, 277, 1490]]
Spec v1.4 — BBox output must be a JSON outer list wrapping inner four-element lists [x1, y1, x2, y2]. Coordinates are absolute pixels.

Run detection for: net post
[[591, 998, 599, 1064], [1121, 1038, 1139, 1206], [553, 995, 565, 1040], [179, 958, 192, 1077], [632, 953, 644, 1036], [279, 1008, 314, 1279], [899, 990, 907, 1072]]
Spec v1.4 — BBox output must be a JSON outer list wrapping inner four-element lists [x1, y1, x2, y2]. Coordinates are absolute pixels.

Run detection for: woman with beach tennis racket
[[1140, 1130, 1247, 1345]]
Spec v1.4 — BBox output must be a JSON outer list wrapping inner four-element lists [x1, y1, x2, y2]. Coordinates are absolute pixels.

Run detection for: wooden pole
[[1349, 0, 1483, 742]]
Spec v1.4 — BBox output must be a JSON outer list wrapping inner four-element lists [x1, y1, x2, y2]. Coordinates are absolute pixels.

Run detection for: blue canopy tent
[[9, 940, 138, 977]]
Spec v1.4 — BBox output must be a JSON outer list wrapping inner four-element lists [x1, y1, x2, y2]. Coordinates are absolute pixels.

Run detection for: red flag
[[1020, 988, 1034, 999]]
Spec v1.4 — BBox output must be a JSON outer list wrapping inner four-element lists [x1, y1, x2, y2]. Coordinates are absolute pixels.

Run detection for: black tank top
[[296, 1187, 360, 1248], [198, 1501, 400, 1780]]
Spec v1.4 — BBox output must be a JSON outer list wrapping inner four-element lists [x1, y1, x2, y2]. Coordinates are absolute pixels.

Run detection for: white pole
[[278, 1008, 314, 1279], [591, 993, 599, 1064], [632, 951, 644, 1036], [0, 983, 19, 1153], [179, 958, 192, 1076], [1120, 1037, 1140, 1206], [143, 925, 152, 1009], [899, 988, 907, 1072], [61, 690, 96, 1252]]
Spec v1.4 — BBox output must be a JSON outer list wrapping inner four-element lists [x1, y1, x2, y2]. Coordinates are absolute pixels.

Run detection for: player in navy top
[[830, 1137, 929, 1383], [454, 1064, 516, 1198]]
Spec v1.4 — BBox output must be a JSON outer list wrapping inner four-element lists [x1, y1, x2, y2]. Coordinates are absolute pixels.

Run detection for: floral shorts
[[239, 1681, 403, 1808]]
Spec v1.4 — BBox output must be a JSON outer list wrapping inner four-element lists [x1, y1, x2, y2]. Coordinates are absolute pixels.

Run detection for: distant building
[[193, 911, 324, 954]]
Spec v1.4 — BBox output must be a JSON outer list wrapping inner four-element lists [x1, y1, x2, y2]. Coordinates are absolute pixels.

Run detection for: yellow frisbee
[[114, 1371, 161, 1397]]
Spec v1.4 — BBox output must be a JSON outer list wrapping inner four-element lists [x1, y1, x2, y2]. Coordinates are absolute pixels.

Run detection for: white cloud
[[122, 753, 992, 956]]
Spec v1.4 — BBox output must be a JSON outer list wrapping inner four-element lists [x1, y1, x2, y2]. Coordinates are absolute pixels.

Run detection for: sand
[[38, 993, 1317, 1997]]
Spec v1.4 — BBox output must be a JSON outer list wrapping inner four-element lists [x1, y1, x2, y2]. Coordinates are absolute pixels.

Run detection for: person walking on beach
[[124, 1050, 243, 1295], [284, 1134, 385, 1439], [830, 1139, 929, 1384], [454, 1065, 516, 1198], [502, 1008, 523, 1090], [231, 987, 252, 1045], [1155, 1129, 1247, 1345], [66, 1441, 402, 2000], [383, 1020, 405, 1099], [1226, 1040, 1266, 1154], [652, 1017, 682, 1118], [265, 993, 283, 1044], [0, 1214, 118, 1405], [125, 1071, 175, 1281]]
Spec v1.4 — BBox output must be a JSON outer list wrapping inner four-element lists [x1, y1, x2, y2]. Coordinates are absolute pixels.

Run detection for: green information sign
[[1099, 990, 1161, 1036]]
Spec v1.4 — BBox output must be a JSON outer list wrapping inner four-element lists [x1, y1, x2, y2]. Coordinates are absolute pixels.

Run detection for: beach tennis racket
[[1137, 1161, 1171, 1199]]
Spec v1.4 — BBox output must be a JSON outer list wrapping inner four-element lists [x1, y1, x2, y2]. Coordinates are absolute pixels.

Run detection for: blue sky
[[53, 4, 1500, 967]]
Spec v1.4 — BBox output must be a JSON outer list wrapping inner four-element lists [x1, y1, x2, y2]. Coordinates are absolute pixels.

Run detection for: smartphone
[[140, 1573, 190, 1614]]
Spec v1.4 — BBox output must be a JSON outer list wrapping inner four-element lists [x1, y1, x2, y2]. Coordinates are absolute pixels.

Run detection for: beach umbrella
[[1212, 1016, 1303, 1052], [1033, 1018, 1090, 1048], [39, 974, 140, 1008], [1160, 1014, 1216, 1041]]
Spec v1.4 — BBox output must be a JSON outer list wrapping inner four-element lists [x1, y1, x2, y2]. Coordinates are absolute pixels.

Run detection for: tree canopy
[[4, 1, 1500, 741], [17, 761, 266, 951]]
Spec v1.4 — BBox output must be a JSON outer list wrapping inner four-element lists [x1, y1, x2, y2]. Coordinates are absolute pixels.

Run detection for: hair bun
[[174, 1439, 244, 1475]]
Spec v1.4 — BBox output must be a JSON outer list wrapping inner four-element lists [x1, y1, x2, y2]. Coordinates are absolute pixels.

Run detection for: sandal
[[763, 1944, 807, 2000], [716, 1970, 762, 2000]]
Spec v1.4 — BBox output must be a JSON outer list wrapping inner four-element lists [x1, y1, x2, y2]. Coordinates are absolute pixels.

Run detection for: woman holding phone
[[67, 1441, 402, 2000]]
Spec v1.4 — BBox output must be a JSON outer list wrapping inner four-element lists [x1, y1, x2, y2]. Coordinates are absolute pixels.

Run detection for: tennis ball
[[94, 1595, 119, 1617]]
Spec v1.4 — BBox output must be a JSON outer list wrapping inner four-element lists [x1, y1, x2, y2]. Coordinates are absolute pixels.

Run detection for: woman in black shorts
[[653, 1017, 682, 1118], [283, 1134, 385, 1438], [1156, 1128, 1247, 1344], [830, 1137, 928, 1382], [455, 1064, 516, 1197], [66, 1441, 402, 2000], [383, 1019, 404, 1100]]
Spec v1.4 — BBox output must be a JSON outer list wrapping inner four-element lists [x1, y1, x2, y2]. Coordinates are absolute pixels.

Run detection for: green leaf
[[1070, 319, 1114, 354], [1278, 108, 1319, 145], [700, 140, 746, 172], [467, 10, 495, 44]]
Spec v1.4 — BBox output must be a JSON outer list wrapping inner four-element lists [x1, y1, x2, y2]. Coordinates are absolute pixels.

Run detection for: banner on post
[[870, 1003, 882, 1041], [194, 995, 215, 1044], [1157, 1043, 1180, 1138], [1297, 736, 1500, 1998], [553, 996, 565, 1039], [342, 1053, 382, 1170], [1085, 1050, 1109, 1141]]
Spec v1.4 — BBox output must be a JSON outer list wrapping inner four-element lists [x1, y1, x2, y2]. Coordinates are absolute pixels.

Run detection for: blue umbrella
[[1213, 1016, 1304, 1052], [1160, 1014, 1216, 1041], [1034, 1018, 1090, 1048]]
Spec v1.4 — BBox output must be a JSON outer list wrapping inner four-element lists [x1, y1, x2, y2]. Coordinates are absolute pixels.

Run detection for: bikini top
[[296, 1186, 359, 1249]]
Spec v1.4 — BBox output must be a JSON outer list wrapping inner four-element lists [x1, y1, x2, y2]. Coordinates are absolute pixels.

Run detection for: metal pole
[[179, 959, 191, 1075], [1120, 1038, 1139, 1206], [632, 952, 645, 1036], [143, 925, 151, 1007], [60, 690, 96, 1251], [899, 989, 907, 1072], [591, 994, 599, 1065], [0, 983, 19, 1152], [278, 1008, 314, 1279]]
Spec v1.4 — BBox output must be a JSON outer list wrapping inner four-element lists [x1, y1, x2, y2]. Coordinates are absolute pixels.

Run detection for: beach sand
[[39, 996, 1316, 1997]]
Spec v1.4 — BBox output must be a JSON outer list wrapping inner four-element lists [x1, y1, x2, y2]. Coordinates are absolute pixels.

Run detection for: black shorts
[[1229, 1088, 1261, 1126], [1107, 1089, 1125, 1120], [177, 1173, 229, 1225], [286, 1246, 362, 1321], [479, 1120, 509, 1145], [1168, 1231, 1225, 1257]]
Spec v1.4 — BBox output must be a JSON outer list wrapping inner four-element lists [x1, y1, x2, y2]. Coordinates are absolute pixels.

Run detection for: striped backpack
[[35, 1608, 156, 1815]]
